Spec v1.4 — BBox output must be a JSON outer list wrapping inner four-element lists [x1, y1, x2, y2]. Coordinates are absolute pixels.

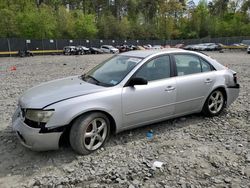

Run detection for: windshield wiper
[[81, 74, 112, 87], [86, 75, 101, 84]]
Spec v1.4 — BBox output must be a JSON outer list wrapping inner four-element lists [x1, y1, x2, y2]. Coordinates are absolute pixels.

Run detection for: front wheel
[[202, 90, 225, 116], [70, 112, 110, 155]]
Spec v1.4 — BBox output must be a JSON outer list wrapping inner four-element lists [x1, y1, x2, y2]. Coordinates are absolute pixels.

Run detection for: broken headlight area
[[23, 109, 54, 129]]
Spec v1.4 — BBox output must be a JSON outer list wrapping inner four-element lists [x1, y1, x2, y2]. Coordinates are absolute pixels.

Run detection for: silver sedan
[[12, 49, 240, 154]]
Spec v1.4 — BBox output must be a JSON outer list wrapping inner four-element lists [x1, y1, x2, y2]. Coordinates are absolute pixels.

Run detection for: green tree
[[0, 8, 18, 37], [74, 11, 98, 38]]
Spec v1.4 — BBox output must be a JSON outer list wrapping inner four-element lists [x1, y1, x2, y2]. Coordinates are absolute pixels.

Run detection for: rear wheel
[[202, 90, 225, 116], [70, 112, 110, 155]]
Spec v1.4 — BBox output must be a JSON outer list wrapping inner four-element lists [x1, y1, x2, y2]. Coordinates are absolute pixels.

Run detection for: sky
[[192, 0, 212, 5], [193, 0, 199, 4]]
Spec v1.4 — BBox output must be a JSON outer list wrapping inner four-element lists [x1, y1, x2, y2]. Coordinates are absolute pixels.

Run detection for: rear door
[[172, 53, 216, 115]]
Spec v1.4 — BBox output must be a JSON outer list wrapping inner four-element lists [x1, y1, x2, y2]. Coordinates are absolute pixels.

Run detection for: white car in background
[[247, 46, 250, 54], [100, 45, 119, 54]]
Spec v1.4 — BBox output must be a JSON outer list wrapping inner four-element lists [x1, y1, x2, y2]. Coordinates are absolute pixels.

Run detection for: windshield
[[82, 55, 142, 86]]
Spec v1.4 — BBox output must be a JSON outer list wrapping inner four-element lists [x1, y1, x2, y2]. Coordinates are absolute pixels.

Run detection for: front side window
[[83, 55, 142, 86], [134, 55, 171, 81], [174, 54, 202, 76]]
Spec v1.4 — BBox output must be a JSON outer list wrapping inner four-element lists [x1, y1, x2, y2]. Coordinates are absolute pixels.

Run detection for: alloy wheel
[[208, 90, 224, 114], [83, 118, 108, 151]]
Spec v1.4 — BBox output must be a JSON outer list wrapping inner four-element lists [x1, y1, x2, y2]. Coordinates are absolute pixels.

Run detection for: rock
[[237, 144, 243, 147], [33, 179, 41, 186], [213, 178, 223, 184], [26, 179, 36, 187], [244, 167, 250, 178], [63, 167, 75, 173], [180, 117, 186, 121], [230, 179, 241, 188], [204, 172, 210, 178], [225, 144, 231, 150], [132, 179, 140, 186], [224, 177, 231, 183], [89, 183, 100, 188], [129, 184, 135, 188], [245, 154, 250, 163]]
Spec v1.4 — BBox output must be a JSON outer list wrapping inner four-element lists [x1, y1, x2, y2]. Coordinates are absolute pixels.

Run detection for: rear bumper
[[226, 84, 240, 107], [12, 108, 63, 151]]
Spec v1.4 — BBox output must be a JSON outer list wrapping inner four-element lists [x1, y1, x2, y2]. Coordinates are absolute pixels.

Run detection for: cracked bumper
[[12, 108, 63, 151]]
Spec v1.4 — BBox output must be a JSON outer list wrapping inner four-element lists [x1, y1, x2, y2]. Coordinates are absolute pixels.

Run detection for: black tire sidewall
[[203, 90, 225, 117], [70, 112, 110, 155]]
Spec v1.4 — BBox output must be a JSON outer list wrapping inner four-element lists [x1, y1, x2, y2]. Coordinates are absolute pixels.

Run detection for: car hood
[[19, 76, 107, 109]]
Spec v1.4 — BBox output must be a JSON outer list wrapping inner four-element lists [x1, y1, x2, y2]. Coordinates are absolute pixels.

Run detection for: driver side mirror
[[128, 77, 148, 86]]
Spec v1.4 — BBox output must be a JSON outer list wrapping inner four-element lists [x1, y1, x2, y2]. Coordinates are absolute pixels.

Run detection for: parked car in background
[[12, 49, 240, 155], [174, 44, 185, 48], [18, 50, 34, 57], [247, 46, 250, 54], [137, 46, 146, 50], [100, 45, 119, 53], [75, 46, 90, 55], [184, 43, 222, 51], [116, 45, 130, 53], [63, 46, 76, 55], [143, 44, 152, 49], [89, 47, 103, 54], [183, 44, 195, 50], [128, 45, 138, 50], [152, 45, 163, 50], [205, 43, 222, 51], [116, 45, 138, 53]]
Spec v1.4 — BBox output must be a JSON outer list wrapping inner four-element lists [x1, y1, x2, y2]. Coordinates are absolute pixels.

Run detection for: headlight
[[25, 109, 54, 123]]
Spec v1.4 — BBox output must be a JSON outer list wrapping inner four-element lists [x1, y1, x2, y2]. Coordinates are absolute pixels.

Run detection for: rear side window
[[174, 54, 213, 76], [200, 58, 212, 72], [174, 55, 201, 76]]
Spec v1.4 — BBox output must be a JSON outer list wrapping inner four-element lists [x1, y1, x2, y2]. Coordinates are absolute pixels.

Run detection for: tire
[[202, 89, 225, 117], [70, 112, 110, 155]]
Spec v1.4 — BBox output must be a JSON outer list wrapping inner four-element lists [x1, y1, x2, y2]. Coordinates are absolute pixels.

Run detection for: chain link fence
[[0, 36, 250, 55]]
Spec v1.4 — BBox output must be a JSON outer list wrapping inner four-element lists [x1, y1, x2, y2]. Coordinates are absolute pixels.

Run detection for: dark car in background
[[89, 47, 103, 54], [63, 46, 90, 55], [75, 46, 90, 55], [63, 46, 76, 55]]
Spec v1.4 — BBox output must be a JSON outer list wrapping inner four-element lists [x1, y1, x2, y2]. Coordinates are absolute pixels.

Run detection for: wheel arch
[[204, 85, 227, 107], [202, 86, 227, 109], [212, 86, 227, 104], [59, 110, 117, 147]]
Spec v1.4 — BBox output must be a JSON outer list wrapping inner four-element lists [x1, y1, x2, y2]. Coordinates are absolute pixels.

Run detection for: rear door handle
[[205, 79, 212, 84], [165, 86, 175, 92]]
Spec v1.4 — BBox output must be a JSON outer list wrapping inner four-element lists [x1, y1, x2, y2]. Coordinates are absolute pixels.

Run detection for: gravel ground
[[0, 52, 249, 188]]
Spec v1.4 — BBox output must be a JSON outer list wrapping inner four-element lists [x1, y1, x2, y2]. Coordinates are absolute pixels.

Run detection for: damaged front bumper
[[12, 107, 63, 151]]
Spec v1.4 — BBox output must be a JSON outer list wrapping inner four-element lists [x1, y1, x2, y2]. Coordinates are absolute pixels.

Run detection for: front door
[[122, 55, 176, 128]]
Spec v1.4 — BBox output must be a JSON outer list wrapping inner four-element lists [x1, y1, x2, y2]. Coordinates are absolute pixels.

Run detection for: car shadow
[[0, 111, 227, 179]]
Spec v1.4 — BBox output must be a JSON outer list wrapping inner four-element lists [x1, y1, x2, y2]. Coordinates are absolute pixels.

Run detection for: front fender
[[43, 89, 123, 131]]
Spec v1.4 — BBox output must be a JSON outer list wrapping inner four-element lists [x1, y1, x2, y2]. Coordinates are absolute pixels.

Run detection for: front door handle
[[165, 86, 175, 92], [205, 79, 212, 84]]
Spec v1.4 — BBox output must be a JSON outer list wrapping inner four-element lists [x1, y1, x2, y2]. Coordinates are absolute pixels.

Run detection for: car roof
[[119, 48, 186, 58], [102, 45, 113, 47]]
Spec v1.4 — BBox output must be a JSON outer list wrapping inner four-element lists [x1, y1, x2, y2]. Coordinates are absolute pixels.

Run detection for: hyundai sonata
[[12, 49, 240, 154]]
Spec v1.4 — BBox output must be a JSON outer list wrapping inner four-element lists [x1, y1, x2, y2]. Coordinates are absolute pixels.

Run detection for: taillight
[[233, 73, 237, 84]]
